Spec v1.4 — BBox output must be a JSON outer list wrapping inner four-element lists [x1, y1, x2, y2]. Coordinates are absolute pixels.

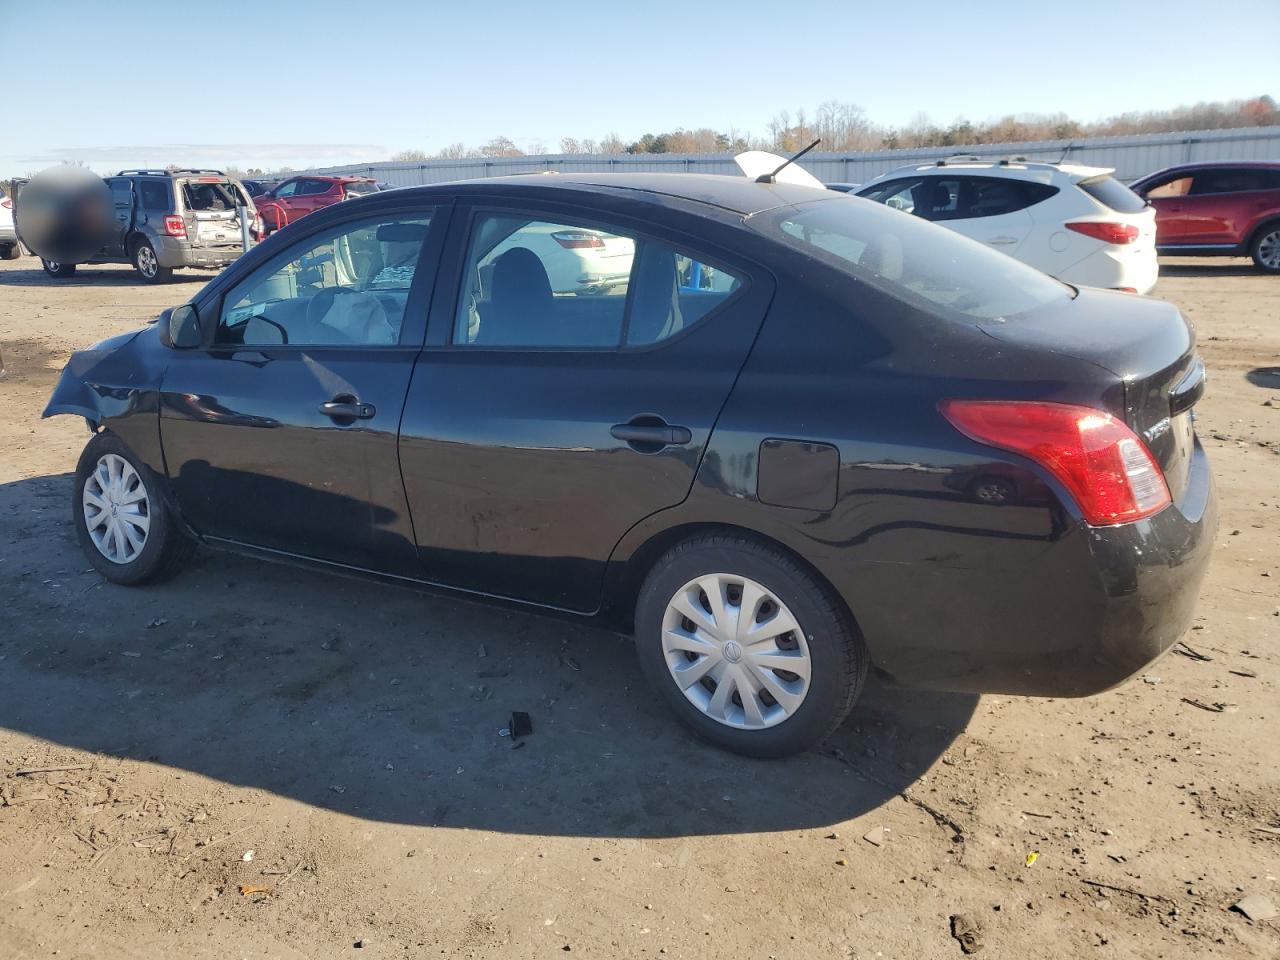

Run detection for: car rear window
[[181, 180, 248, 211], [753, 198, 1070, 321], [343, 181, 379, 198], [1077, 175, 1146, 213]]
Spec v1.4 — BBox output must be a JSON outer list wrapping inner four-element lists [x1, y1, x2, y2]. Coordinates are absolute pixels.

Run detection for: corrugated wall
[[304, 126, 1280, 187]]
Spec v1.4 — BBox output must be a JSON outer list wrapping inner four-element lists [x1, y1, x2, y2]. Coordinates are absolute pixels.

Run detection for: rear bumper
[[154, 236, 244, 269], [856, 437, 1216, 696], [1058, 246, 1159, 295]]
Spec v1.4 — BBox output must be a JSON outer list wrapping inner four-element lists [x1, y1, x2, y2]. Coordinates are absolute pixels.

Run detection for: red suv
[[255, 175, 380, 235], [1129, 161, 1280, 273]]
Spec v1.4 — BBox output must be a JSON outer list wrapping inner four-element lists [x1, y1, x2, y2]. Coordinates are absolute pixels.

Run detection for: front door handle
[[611, 419, 693, 448], [319, 399, 376, 420], [988, 235, 1018, 245]]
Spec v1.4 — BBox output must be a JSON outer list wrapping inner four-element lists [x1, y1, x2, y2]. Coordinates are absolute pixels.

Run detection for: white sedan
[[856, 159, 1158, 294]]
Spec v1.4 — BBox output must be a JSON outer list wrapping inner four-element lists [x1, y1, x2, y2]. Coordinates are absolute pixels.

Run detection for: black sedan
[[44, 173, 1216, 757]]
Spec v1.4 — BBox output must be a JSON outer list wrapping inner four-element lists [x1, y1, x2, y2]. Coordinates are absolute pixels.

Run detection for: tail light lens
[[163, 215, 187, 238], [1065, 221, 1139, 245], [940, 400, 1171, 525], [1, 198, 11, 209], [551, 230, 606, 249]]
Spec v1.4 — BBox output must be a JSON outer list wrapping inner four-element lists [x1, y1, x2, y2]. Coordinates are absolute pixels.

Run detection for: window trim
[[203, 204, 445, 352], [442, 203, 753, 354]]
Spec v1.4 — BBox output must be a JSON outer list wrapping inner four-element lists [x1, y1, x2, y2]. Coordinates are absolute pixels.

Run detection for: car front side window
[[216, 215, 432, 347], [273, 180, 299, 199]]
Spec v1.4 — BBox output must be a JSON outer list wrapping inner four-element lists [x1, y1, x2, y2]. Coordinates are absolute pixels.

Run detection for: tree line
[[387, 95, 1277, 162]]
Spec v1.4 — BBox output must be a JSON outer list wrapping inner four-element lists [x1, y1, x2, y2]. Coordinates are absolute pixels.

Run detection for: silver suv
[[22, 169, 258, 283]]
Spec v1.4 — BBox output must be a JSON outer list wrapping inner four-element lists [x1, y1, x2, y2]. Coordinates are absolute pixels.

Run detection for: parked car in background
[[857, 158, 1158, 293], [1128, 161, 1280, 273], [14, 169, 259, 282], [0, 183, 20, 259], [44, 173, 1214, 757], [241, 179, 279, 200], [254, 175, 380, 235]]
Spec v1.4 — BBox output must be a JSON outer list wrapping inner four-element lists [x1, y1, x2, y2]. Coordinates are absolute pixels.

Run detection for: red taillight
[[1, 198, 11, 209], [940, 400, 1171, 525], [163, 215, 187, 238], [551, 229, 606, 249], [1065, 221, 1139, 245]]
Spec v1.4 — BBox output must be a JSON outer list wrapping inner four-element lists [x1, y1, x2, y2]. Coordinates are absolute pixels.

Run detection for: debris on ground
[[509, 711, 533, 740], [238, 884, 271, 896], [1174, 641, 1213, 662], [1230, 894, 1277, 922], [1182, 698, 1227, 713], [1024, 851, 1039, 867], [862, 827, 885, 847], [949, 914, 983, 954]]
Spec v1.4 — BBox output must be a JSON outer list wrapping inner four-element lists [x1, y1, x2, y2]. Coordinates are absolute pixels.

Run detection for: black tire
[[0, 243, 19, 261], [41, 258, 76, 278], [132, 238, 174, 283], [1250, 221, 1280, 274], [634, 534, 867, 758], [73, 432, 194, 586]]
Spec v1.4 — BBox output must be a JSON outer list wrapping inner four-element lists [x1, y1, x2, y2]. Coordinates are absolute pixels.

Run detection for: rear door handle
[[319, 400, 376, 420], [988, 236, 1018, 245], [611, 420, 692, 447]]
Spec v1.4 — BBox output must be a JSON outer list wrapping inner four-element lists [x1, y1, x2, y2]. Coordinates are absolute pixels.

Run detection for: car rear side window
[[217, 214, 432, 347], [965, 177, 1058, 217], [1188, 168, 1270, 195], [1077, 175, 1146, 213], [453, 214, 742, 348], [757, 199, 1069, 321], [139, 180, 170, 211], [343, 181, 378, 198]]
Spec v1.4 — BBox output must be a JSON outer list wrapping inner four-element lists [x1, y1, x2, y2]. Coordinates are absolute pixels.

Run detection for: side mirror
[[164, 304, 202, 349]]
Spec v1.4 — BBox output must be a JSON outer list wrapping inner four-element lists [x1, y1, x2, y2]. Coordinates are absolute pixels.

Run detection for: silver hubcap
[[82, 453, 150, 564], [1259, 230, 1280, 270], [137, 245, 157, 277], [661, 573, 812, 730]]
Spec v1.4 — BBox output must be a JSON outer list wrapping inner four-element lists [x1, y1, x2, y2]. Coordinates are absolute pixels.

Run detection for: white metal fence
[[303, 126, 1280, 187]]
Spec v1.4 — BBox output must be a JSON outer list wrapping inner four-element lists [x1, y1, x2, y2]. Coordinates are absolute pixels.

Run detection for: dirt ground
[[0, 255, 1276, 960]]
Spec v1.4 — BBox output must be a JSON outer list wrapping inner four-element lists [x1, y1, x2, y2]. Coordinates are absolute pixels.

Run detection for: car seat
[[481, 247, 554, 344], [626, 242, 683, 345]]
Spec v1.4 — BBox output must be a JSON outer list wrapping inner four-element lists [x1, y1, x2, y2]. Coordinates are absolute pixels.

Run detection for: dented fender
[[43, 323, 171, 478]]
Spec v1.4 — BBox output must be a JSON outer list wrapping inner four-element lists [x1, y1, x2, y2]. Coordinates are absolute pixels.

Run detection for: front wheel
[[1251, 223, 1280, 273], [634, 535, 867, 758], [41, 258, 76, 278], [73, 432, 194, 585], [133, 239, 173, 283]]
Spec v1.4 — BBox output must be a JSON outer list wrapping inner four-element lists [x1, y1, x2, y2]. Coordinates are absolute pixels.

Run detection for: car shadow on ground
[[1245, 367, 1280, 389], [0, 472, 977, 838], [1157, 261, 1261, 278], [0, 264, 211, 287]]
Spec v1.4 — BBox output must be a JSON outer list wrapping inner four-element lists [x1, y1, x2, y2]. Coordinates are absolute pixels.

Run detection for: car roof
[[864, 159, 1112, 187], [1136, 160, 1280, 177], [392, 172, 833, 215]]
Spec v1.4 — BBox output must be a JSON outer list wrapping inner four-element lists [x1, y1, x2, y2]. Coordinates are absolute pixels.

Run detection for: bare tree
[[390, 149, 429, 162]]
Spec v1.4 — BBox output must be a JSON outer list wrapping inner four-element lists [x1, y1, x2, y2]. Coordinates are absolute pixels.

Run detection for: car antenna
[[1056, 141, 1073, 164], [757, 138, 822, 183]]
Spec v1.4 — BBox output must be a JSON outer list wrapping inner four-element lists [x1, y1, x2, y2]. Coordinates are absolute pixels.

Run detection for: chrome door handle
[[611, 418, 692, 449], [319, 400, 375, 420]]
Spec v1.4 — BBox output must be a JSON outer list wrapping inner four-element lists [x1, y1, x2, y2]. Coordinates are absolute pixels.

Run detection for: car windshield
[[751, 197, 1071, 321]]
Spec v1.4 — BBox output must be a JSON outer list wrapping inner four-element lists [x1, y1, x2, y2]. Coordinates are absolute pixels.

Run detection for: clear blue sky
[[3, 0, 1276, 175]]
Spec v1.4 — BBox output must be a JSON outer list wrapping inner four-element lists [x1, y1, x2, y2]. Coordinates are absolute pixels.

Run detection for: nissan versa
[[43, 173, 1216, 757]]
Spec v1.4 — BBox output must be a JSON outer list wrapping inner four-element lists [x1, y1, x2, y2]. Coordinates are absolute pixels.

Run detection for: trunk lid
[[979, 288, 1202, 500]]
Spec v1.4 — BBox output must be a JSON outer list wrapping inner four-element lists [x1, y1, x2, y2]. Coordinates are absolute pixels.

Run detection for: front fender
[[43, 324, 171, 478]]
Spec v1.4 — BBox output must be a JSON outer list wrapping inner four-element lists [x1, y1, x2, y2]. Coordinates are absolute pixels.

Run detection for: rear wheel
[[41, 258, 76, 278], [1251, 223, 1280, 273], [73, 432, 194, 585], [132, 238, 173, 283], [0, 244, 19, 260], [634, 534, 867, 758]]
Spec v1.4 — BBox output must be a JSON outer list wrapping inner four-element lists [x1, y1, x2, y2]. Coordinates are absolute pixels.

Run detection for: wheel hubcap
[[138, 246, 157, 277], [83, 453, 150, 564], [1260, 230, 1280, 270], [661, 573, 812, 730]]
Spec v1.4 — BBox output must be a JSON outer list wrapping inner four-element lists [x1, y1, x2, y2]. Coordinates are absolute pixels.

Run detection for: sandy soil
[[0, 256, 1276, 959]]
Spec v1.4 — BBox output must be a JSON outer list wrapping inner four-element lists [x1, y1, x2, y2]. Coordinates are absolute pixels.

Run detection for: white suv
[[856, 158, 1158, 294]]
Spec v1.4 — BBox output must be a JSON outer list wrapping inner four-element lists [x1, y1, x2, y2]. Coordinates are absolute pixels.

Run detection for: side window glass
[[1189, 169, 1265, 195], [910, 179, 961, 221], [453, 214, 742, 348], [1144, 176, 1193, 199], [140, 180, 170, 211], [860, 179, 918, 212], [300, 179, 330, 196], [273, 180, 299, 198], [963, 178, 1057, 218], [217, 215, 431, 347], [107, 179, 133, 209]]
